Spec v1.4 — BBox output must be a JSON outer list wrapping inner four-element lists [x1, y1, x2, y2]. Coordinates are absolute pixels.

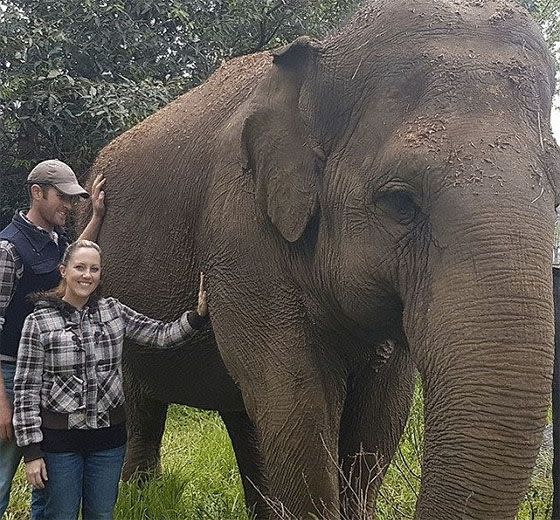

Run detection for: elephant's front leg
[[338, 339, 415, 518], [213, 318, 345, 518], [252, 372, 345, 518]]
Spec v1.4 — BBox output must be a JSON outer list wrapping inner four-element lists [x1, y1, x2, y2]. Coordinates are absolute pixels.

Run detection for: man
[[0, 159, 105, 518]]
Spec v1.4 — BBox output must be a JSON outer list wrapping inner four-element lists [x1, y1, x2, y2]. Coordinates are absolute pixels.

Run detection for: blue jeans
[[0, 362, 44, 519], [43, 445, 125, 520]]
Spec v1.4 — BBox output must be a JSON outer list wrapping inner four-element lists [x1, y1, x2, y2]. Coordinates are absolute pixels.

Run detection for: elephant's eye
[[375, 191, 418, 225]]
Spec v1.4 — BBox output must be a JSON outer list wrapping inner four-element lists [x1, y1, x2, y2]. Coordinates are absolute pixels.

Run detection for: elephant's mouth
[[371, 339, 396, 371]]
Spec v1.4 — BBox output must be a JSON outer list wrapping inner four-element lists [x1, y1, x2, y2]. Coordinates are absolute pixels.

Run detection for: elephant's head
[[242, 0, 560, 516]]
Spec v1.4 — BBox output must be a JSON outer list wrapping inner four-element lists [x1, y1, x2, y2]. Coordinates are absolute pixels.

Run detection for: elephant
[[85, 0, 560, 518]]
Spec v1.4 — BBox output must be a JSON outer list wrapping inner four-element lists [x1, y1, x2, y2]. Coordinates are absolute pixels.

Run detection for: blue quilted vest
[[0, 213, 68, 358]]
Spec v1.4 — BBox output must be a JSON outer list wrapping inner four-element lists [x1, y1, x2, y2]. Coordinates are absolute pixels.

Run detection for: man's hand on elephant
[[25, 458, 48, 489], [197, 272, 208, 318], [90, 173, 106, 219]]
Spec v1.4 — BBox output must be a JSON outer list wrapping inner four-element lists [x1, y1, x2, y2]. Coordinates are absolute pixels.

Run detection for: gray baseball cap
[[27, 159, 89, 198]]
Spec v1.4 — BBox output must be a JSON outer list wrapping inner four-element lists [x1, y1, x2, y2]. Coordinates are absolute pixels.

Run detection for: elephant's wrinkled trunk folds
[[404, 191, 554, 519]]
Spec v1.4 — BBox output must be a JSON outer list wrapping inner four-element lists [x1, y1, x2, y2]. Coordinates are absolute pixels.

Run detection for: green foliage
[[521, 1, 560, 64], [0, 0, 359, 228]]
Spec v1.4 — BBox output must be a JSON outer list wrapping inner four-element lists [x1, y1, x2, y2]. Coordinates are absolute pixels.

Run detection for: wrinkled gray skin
[[87, 0, 560, 518]]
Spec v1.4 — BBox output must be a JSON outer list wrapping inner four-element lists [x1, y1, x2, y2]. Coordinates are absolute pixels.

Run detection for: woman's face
[[60, 246, 102, 306]]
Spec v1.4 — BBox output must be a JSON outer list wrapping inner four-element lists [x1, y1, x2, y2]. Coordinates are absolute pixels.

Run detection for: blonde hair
[[52, 240, 102, 299]]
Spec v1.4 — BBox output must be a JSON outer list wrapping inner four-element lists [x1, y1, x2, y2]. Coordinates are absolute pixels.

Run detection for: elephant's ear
[[242, 36, 323, 243]]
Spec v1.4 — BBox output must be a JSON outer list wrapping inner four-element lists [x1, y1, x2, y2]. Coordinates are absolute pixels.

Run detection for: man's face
[[34, 186, 79, 228]]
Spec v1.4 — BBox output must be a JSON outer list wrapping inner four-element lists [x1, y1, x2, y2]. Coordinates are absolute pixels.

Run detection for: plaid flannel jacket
[[13, 295, 198, 451]]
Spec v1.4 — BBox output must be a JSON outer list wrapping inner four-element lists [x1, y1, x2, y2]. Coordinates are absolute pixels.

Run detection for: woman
[[12, 239, 208, 519]]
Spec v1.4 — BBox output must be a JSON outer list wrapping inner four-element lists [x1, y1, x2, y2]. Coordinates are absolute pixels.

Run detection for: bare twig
[[394, 450, 419, 499], [531, 185, 544, 203]]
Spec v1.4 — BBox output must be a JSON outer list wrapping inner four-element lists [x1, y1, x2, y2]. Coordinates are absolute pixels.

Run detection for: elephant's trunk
[[404, 194, 555, 519]]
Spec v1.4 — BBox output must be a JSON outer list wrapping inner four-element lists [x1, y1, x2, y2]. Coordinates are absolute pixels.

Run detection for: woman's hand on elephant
[[25, 458, 48, 489], [197, 272, 208, 317]]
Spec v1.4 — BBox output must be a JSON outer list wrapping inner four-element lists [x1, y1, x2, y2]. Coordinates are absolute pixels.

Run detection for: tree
[[0, 0, 359, 226]]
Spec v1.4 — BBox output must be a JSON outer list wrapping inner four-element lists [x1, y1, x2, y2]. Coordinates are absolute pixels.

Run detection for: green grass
[[4, 394, 554, 519], [115, 407, 248, 520]]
